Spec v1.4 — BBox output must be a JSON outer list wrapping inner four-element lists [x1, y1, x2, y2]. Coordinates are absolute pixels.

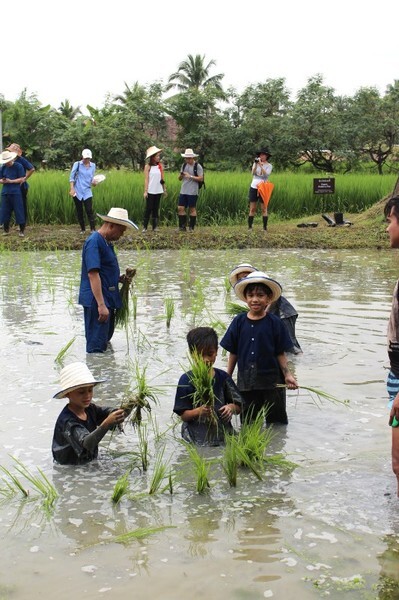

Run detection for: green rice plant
[[264, 454, 297, 472], [221, 433, 239, 487], [148, 446, 169, 495], [223, 276, 231, 293], [10, 457, 58, 510], [115, 267, 136, 328], [110, 525, 175, 545], [120, 361, 162, 427], [163, 297, 175, 328], [54, 336, 76, 364], [0, 465, 29, 498], [137, 423, 149, 472], [181, 441, 213, 494], [186, 350, 218, 430], [276, 384, 349, 408], [111, 471, 131, 504], [132, 293, 138, 320], [226, 301, 248, 316]]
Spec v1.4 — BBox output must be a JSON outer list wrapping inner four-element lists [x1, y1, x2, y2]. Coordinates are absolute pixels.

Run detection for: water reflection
[[0, 248, 398, 599]]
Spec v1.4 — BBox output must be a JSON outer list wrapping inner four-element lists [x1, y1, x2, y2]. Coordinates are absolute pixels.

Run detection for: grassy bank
[[0, 199, 390, 252]]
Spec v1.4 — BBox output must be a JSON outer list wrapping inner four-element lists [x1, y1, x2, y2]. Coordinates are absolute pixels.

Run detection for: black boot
[[248, 216, 254, 230], [263, 216, 268, 230], [152, 218, 158, 231], [178, 215, 187, 231], [189, 216, 197, 231]]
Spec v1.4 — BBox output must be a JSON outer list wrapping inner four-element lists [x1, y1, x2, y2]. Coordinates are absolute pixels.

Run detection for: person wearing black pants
[[69, 149, 97, 234], [143, 146, 166, 232]]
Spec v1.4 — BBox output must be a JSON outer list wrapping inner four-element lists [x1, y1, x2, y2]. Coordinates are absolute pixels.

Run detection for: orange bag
[[257, 181, 274, 206]]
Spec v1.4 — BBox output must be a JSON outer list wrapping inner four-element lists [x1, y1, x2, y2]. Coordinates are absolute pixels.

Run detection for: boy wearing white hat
[[79, 207, 138, 353], [52, 362, 127, 465], [177, 149, 203, 231], [221, 271, 298, 425]]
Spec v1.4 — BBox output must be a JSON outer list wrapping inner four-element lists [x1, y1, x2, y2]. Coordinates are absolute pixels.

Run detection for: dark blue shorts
[[178, 194, 198, 209], [248, 186, 262, 202]]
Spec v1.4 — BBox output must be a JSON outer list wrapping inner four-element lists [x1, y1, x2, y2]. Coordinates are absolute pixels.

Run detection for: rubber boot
[[178, 215, 187, 231], [263, 216, 268, 231], [248, 216, 254, 230], [189, 216, 197, 231]]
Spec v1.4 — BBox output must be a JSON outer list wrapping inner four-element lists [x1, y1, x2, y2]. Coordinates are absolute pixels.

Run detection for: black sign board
[[313, 178, 335, 194]]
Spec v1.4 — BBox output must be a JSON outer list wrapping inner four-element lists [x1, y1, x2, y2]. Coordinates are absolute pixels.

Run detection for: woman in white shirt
[[248, 147, 272, 231], [143, 146, 166, 232]]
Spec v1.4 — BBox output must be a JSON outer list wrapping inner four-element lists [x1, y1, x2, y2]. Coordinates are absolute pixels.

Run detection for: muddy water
[[1, 247, 399, 599]]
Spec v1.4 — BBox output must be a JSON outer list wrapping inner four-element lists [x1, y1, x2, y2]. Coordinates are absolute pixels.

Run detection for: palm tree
[[166, 54, 224, 95], [58, 99, 81, 120]]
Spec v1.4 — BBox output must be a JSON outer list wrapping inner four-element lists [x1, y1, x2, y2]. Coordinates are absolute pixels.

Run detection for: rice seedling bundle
[[276, 384, 349, 408], [120, 362, 161, 427], [115, 267, 136, 328], [111, 471, 131, 504], [182, 441, 212, 494], [187, 351, 218, 431]]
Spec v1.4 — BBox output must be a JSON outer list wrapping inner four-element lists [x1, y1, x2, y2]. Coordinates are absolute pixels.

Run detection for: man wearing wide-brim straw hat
[[78, 207, 138, 353], [178, 148, 204, 232]]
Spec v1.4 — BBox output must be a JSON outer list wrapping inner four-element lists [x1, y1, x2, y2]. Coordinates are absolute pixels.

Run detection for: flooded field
[[1, 247, 399, 599]]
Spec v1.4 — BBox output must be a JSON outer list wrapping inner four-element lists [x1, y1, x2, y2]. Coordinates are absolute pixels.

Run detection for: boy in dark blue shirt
[[174, 327, 242, 445], [221, 271, 298, 425]]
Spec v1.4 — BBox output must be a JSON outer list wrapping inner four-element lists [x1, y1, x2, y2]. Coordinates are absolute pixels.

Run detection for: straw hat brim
[[0, 151, 17, 164], [96, 213, 138, 230], [229, 264, 257, 287], [146, 146, 162, 159], [234, 275, 282, 303], [53, 379, 106, 399]]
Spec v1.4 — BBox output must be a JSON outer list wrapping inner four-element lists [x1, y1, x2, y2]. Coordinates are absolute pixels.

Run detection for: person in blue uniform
[[173, 327, 242, 446], [52, 362, 127, 465], [69, 148, 97, 234], [6, 143, 35, 223], [79, 207, 137, 353], [0, 150, 26, 237], [221, 271, 298, 425]]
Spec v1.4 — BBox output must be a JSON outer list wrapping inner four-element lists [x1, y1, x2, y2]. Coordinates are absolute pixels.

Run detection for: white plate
[[92, 174, 106, 185]]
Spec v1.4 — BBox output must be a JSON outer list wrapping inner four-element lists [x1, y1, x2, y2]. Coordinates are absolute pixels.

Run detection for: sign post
[[313, 177, 335, 194]]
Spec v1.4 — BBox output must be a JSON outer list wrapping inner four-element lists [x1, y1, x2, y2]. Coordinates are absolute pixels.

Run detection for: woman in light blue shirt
[[69, 148, 97, 234]]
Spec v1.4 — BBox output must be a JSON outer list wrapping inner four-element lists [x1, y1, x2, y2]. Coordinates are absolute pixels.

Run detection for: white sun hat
[[0, 150, 17, 164], [181, 148, 199, 158], [234, 271, 282, 303], [92, 174, 106, 185], [82, 149, 92, 159], [228, 263, 258, 287], [96, 207, 139, 230], [53, 362, 106, 399], [146, 145, 162, 159]]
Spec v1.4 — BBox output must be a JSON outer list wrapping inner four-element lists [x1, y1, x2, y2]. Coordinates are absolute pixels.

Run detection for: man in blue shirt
[[6, 143, 35, 223], [79, 207, 138, 353], [69, 149, 97, 234], [0, 150, 26, 237]]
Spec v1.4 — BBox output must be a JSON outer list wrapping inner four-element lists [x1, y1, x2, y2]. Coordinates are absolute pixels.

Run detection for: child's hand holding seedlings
[[218, 404, 237, 422], [102, 409, 126, 429]]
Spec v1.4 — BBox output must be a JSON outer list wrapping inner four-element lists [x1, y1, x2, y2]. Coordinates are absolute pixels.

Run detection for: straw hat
[[181, 148, 198, 158], [82, 148, 92, 159], [0, 150, 17, 164], [229, 263, 258, 287], [234, 271, 282, 303], [53, 362, 106, 399], [96, 207, 138, 230], [146, 146, 162, 159], [6, 143, 22, 155]]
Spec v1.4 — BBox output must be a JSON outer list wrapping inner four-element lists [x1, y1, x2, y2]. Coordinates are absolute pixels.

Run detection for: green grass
[[25, 170, 397, 226]]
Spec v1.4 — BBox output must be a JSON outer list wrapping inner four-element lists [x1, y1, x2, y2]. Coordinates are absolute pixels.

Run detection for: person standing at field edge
[[69, 149, 97, 234], [178, 148, 204, 232], [6, 143, 35, 224], [248, 147, 272, 231], [143, 146, 166, 232], [0, 150, 26, 237]]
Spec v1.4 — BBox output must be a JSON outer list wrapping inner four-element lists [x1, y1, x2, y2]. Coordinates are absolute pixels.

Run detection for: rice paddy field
[[1, 246, 399, 599], [27, 170, 397, 226]]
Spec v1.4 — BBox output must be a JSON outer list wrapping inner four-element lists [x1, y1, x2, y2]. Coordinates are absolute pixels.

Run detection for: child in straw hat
[[221, 271, 298, 425], [52, 362, 127, 465]]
